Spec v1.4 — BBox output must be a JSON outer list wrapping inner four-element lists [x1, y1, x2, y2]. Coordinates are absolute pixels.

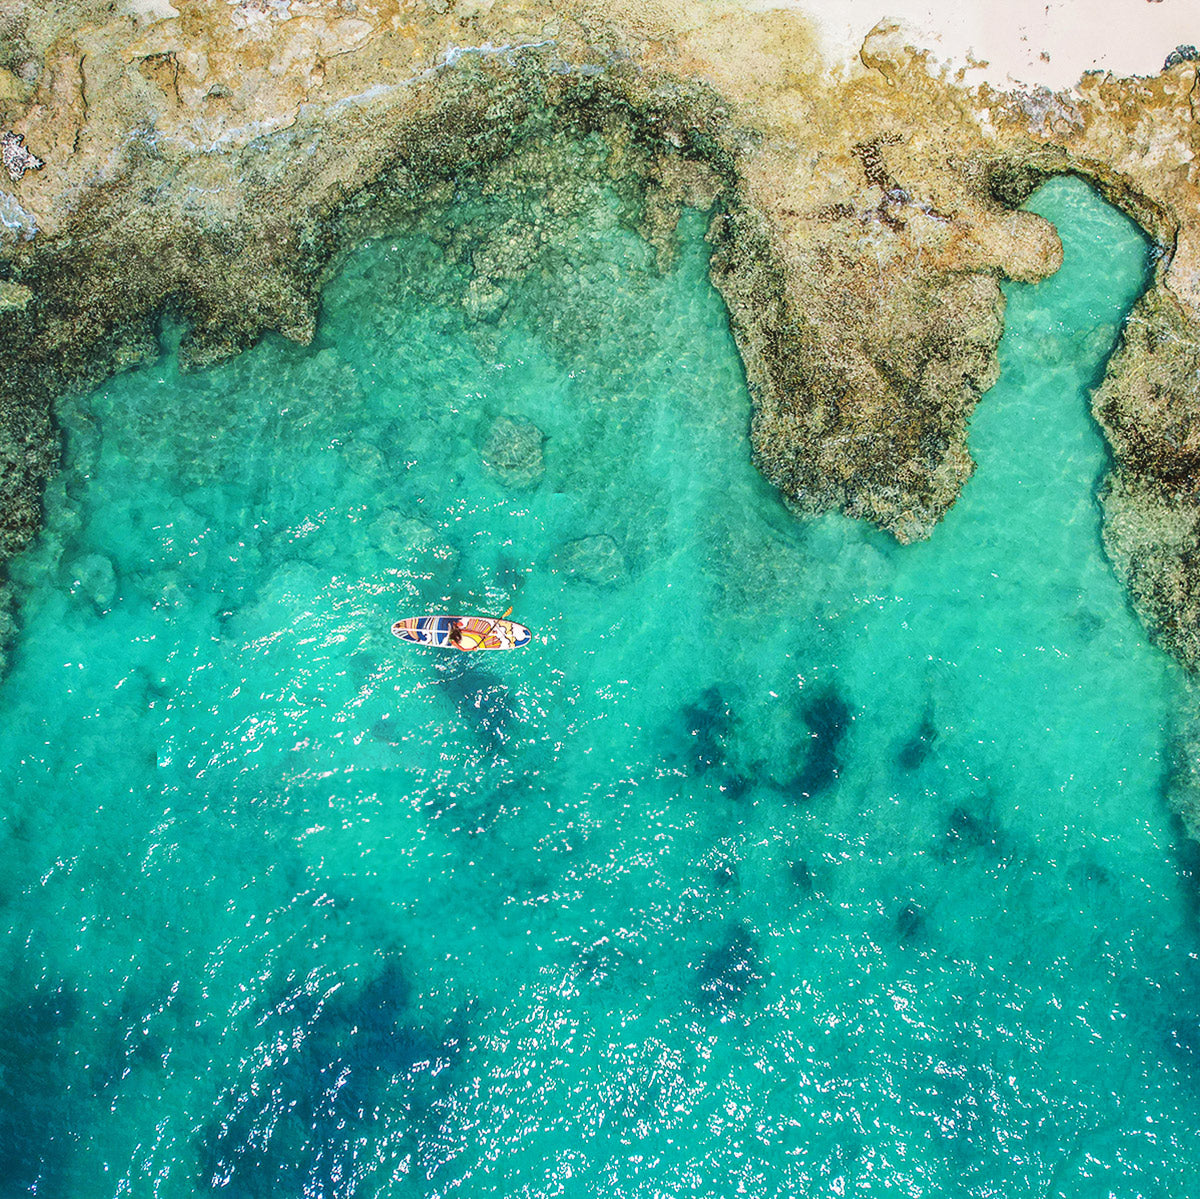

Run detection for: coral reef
[[0, 0, 1198, 672]]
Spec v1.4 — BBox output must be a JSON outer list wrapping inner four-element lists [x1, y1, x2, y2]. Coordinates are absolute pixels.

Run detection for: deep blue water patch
[[1, 174, 1199, 1197]]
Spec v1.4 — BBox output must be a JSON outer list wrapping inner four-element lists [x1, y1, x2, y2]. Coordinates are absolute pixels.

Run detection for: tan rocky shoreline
[[0, 0, 1199, 678]]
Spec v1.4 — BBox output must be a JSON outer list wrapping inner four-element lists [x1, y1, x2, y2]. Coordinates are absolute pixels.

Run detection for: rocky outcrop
[[0, 1, 1199, 666], [1094, 288, 1200, 668]]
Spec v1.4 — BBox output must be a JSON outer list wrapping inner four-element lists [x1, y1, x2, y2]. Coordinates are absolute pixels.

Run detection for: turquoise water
[[2, 172, 1198, 1197]]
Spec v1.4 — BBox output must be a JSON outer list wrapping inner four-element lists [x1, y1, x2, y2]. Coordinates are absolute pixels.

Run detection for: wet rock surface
[[0, 0, 1197, 679]]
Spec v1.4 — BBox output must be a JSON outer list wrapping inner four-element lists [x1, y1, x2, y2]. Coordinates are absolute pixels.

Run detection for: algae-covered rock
[[343, 440, 387, 481], [0, 281, 31, 312], [1093, 286, 1200, 669], [481, 414, 545, 487], [1101, 478, 1200, 667], [1094, 288, 1200, 495], [464, 277, 509, 323], [713, 213, 1016, 541]]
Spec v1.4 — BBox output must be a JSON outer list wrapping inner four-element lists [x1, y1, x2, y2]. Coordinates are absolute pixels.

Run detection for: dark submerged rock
[[1165, 1017, 1200, 1067], [1168, 808, 1200, 920], [575, 937, 633, 989], [0, 982, 81, 1195], [787, 857, 814, 895], [718, 770, 755, 800], [695, 923, 763, 1011], [673, 685, 735, 775], [788, 684, 853, 799], [437, 658, 514, 752], [370, 713, 403, 746], [66, 551, 118, 612], [198, 959, 470, 1194], [1156, 957, 1200, 1071], [495, 556, 529, 596], [932, 800, 1003, 863], [421, 772, 526, 836], [712, 861, 739, 891], [555, 533, 627, 586], [898, 705, 938, 770], [895, 900, 926, 943], [1066, 857, 1118, 903]]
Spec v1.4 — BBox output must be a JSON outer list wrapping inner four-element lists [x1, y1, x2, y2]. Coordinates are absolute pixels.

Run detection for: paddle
[[464, 605, 513, 650]]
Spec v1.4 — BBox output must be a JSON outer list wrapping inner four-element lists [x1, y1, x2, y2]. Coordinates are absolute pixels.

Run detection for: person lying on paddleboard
[[446, 608, 514, 650], [448, 620, 483, 651]]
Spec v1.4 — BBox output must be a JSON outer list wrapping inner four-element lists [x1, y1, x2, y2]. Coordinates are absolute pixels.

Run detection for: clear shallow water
[[2, 173, 1199, 1198]]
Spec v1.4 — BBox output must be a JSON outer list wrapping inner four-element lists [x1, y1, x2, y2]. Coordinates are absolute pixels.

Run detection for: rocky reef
[[1, 0, 1199, 670]]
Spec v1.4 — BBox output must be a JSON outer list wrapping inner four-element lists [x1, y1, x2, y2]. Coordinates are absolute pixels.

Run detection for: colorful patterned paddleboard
[[392, 615, 532, 650]]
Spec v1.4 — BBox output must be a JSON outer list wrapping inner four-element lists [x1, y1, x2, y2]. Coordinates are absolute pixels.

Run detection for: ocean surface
[[2, 171, 1199, 1198]]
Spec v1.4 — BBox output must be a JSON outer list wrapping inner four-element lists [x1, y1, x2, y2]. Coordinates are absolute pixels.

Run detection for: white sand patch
[[744, 0, 1199, 89]]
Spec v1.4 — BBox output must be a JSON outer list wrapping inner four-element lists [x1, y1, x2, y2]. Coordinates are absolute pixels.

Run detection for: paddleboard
[[392, 614, 532, 650]]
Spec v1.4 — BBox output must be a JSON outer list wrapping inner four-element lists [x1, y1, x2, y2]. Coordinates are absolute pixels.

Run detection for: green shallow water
[[2, 172, 1199, 1198]]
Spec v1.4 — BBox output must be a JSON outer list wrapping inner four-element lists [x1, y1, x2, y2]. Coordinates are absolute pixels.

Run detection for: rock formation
[[0, 0, 1198, 669]]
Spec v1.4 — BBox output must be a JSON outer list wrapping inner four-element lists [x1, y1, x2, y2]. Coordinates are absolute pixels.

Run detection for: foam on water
[[2, 171, 1198, 1197]]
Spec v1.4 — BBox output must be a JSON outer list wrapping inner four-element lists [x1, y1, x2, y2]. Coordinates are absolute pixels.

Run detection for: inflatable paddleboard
[[392, 614, 532, 650]]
